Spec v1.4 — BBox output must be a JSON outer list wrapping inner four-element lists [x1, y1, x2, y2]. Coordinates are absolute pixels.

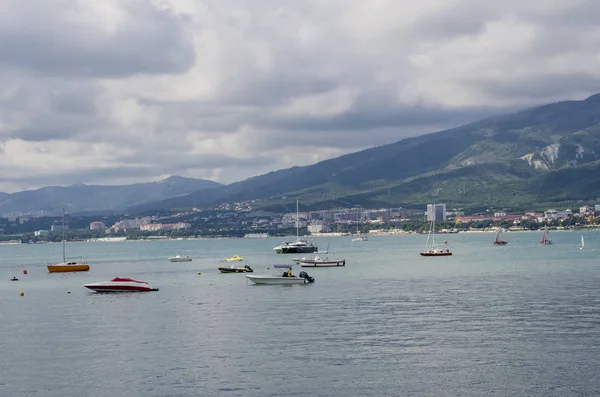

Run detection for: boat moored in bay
[[84, 277, 159, 292]]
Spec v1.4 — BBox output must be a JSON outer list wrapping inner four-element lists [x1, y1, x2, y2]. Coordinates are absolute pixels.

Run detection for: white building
[[308, 224, 328, 234], [139, 222, 191, 231], [544, 209, 573, 219], [580, 206, 594, 214], [426, 204, 447, 221], [90, 221, 106, 230]]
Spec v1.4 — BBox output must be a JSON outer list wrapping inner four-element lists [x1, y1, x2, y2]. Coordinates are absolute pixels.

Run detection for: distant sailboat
[[352, 210, 368, 242], [272, 200, 318, 254], [540, 226, 553, 245], [580, 235, 584, 250], [47, 208, 90, 273], [493, 227, 508, 245], [420, 212, 452, 256]]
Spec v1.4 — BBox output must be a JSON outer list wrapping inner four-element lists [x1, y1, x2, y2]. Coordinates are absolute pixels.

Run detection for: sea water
[[2, 231, 600, 396]]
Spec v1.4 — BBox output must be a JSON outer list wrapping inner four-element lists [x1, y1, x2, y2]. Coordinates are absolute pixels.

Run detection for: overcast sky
[[0, 0, 598, 192]]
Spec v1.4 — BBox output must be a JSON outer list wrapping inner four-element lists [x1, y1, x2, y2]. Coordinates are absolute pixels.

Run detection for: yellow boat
[[48, 209, 91, 273], [48, 261, 90, 273], [224, 255, 243, 262]]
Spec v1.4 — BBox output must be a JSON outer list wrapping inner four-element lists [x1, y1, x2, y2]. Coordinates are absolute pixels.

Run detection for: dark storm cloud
[[0, 164, 160, 187], [1, 0, 600, 192], [467, 73, 600, 101], [0, 1, 196, 78]]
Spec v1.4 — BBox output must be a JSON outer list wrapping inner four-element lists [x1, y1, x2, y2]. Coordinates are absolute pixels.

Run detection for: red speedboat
[[84, 277, 158, 292]]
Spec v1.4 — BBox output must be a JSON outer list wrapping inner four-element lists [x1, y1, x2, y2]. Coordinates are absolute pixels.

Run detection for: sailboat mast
[[62, 208, 66, 263], [431, 203, 436, 248], [296, 200, 299, 241]]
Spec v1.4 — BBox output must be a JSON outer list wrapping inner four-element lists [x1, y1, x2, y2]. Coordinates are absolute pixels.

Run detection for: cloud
[[0, 1, 195, 77], [0, 0, 599, 193]]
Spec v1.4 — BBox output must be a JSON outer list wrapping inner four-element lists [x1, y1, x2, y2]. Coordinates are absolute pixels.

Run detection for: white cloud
[[0, 0, 599, 192]]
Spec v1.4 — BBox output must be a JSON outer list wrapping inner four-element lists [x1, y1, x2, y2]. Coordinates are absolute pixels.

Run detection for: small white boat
[[84, 277, 159, 292], [352, 235, 368, 242], [246, 264, 314, 285], [168, 255, 192, 262], [299, 254, 346, 267]]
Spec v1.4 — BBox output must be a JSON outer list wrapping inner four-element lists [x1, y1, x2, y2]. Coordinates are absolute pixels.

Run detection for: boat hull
[[299, 259, 345, 267], [218, 267, 253, 273], [84, 282, 158, 292], [493, 241, 508, 246], [168, 257, 192, 262], [224, 256, 243, 262], [273, 246, 318, 254], [245, 275, 308, 285], [420, 252, 452, 257], [48, 264, 90, 273]]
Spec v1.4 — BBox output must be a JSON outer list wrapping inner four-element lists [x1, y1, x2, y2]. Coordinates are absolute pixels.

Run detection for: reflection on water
[[2, 232, 600, 396]]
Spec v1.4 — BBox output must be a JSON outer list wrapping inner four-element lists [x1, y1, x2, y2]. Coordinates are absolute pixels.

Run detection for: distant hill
[[134, 93, 600, 212], [0, 176, 222, 214]]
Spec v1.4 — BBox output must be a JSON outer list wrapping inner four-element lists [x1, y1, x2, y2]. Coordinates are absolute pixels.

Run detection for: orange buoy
[[23, 269, 28, 275]]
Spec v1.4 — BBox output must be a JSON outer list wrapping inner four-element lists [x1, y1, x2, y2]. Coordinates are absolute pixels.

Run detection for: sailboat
[[420, 213, 452, 257], [580, 235, 584, 250], [493, 227, 508, 245], [540, 226, 553, 245], [352, 210, 368, 241], [47, 209, 90, 273], [272, 200, 318, 254]]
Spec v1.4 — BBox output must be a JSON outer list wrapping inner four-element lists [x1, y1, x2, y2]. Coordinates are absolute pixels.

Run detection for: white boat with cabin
[[168, 255, 192, 262], [246, 264, 315, 285], [299, 254, 346, 267], [273, 200, 318, 254]]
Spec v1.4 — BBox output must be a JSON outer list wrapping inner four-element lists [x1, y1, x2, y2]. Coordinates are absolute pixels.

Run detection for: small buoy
[[11, 277, 18, 281], [23, 270, 28, 275], [197, 272, 201, 275], [20, 292, 24, 296], [67, 291, 71, 294]]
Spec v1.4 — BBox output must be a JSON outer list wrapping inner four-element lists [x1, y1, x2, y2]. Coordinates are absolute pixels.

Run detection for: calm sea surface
[[2, 231, 600, 396]]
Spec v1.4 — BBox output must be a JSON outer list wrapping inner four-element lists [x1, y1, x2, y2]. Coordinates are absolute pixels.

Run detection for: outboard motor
[[245, 265, 253, 273], [299, 271, 315, 283]]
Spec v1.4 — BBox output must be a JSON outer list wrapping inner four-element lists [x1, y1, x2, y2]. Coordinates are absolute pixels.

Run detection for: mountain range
[[0, 176, 221, 215], [6, 93, 600, 214], [134, 93, 600, 213]]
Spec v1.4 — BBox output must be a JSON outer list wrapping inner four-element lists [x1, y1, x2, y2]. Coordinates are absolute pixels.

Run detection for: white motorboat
[[299, 254, 346, 267], [246, 264, 315, 285], [168, 255, 192, 262], [84, 277, 159, 292]]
